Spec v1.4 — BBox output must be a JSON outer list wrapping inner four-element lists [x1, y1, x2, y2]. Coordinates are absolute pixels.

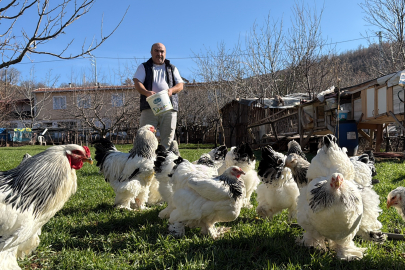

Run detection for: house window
[[53, 96, 66, 110], [112, 93, 124, 107], [77, 95, 91, 108]]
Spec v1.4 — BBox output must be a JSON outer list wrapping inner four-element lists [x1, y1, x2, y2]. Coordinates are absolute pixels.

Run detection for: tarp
[[13, 128, 32, 142], [0, 128, 11, 141]]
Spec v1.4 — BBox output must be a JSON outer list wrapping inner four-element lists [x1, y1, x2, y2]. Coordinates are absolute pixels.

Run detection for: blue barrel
[[334, 120, 359, 156]]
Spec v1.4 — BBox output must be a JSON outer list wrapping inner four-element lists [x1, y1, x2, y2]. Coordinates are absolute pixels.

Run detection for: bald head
[[151, 43, 166, 65]]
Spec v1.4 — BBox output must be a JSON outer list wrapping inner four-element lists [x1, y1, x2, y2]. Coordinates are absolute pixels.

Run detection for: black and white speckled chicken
[[297, 173, 366, 260], [285, 153, 310, 188], [284, 139, 310, 188], [287, 140, 307, 161], [304, 134, 385, 242], [0, 145, 92, 270], [93, 125, 158, 210], [256, 145, 299, 220], [218, 143, 259, 209]]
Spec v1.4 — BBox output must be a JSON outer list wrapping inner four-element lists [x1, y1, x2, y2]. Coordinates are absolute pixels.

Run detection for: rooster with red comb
[[0, 144, 93, 270]]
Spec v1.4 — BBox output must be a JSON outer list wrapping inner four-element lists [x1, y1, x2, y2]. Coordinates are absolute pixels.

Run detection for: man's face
[[151, 43, 166, 65]]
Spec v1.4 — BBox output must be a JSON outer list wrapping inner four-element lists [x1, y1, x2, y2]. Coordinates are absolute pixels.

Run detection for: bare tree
[[284, 2, 336, 98], [177, 86, 219, 144], [0, 0, 127, 69], [361, 0, 405, 73], [243, 13, 286, 97], [0, 67, 20, 85], [12, 67, 57, 129], [67, 86, 138, 138]]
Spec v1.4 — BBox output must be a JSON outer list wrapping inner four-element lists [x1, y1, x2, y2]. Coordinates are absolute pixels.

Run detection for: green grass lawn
[[1, 144, 405, 269]]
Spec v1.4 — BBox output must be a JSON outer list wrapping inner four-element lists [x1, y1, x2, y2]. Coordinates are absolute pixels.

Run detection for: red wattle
[[67, 155, 84, 170]]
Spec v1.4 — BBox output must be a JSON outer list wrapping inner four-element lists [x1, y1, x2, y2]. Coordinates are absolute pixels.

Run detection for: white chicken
[[297, 173, 366, 260], [154, 146, 222, 219], [218, 143, 259, 209], [256, 145, 299, 221], [146, 141, 182, 206], [153, 145, 181, 219], [306, 134, 355, 183], [0, 144, 93, 270], [387, 187, 405, 221], [168, 166, 245, 238], [93, 124, 158, 210], [305, 134, 385, 242]]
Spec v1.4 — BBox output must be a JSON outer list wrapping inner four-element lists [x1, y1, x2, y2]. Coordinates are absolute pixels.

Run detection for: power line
[[12, 35, 377, 65]]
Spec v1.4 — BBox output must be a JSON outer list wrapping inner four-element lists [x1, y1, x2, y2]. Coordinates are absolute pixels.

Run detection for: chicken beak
[[336, 178, 342, 188], [387, 199, 393, 209], [83, 157, 93, 165], [331, 175, 343, 189]]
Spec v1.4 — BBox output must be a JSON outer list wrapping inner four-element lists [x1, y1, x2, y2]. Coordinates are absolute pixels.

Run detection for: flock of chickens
[[1, 125, 405, 269]]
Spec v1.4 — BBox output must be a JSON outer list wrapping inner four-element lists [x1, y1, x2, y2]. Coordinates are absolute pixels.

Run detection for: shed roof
[[222, 93, 309, 110], [341, 70, 404, 93]]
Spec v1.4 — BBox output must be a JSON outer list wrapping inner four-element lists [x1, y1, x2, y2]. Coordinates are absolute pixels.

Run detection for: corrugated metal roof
[[224, 93, 309, 109]]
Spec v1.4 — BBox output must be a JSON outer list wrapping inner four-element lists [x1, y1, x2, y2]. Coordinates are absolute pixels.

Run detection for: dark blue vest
[[139, 58, 179, 112]]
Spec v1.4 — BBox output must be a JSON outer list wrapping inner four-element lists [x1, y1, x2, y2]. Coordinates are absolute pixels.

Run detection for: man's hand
[[146, 91, 156, 97], [167, 88, 173, 97]]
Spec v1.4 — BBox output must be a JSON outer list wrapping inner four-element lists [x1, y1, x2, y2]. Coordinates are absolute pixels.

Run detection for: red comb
[[83, 146, 91, 158]]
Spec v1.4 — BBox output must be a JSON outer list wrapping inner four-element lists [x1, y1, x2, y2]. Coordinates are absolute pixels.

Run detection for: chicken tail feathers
[[196, 155, 215, 167], [154, 145, 170, 173], [258, 145, 285, 181], [323, 134, 337, 149], [213, 145, 228, 160], [234, 142, 255, 162], [92, 138, 118, 168]]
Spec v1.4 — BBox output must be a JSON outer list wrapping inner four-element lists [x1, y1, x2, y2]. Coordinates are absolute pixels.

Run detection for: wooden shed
[[342, 70, 405, 151], [220, 98, 258, 147]]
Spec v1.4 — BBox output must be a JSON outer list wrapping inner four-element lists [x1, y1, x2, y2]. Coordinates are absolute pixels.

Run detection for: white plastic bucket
[[146, 90, 173, 115]]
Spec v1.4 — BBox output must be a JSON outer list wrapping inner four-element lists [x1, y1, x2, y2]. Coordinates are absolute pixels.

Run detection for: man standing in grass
[[133, 43, 184, 149]]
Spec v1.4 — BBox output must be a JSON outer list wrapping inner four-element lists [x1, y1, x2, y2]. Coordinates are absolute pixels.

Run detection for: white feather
[[168, 166, 244, 238], [256, 167, 299, 220]]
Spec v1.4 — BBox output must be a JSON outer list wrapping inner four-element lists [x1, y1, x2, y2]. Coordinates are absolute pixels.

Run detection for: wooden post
[[299, 109, 304, 147], [358, 129, 373, 144], [270, 122, 278, 141], [301, 129, 315, 149]]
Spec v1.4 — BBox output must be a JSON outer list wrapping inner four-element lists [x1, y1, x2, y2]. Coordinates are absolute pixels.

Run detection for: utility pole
[[377, 31, 384, 73], [89, 54, 98, 86]]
